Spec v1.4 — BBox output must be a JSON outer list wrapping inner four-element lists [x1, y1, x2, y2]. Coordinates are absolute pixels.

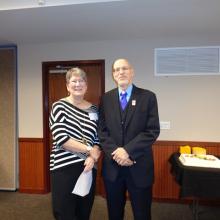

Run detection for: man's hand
[[112, 147, 129, 160], [119, 158, 134, 166], [112, 147, 132, 166]]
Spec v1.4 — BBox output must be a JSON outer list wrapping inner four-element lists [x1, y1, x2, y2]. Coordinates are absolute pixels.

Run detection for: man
[[98, 58, 160, 220]]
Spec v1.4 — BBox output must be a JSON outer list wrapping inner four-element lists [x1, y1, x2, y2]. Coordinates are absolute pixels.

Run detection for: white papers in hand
[[72, 170, 92, 197]]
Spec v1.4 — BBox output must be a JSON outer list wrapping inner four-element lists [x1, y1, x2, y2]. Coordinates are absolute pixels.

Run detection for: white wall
[[18, 37, 220, 141]]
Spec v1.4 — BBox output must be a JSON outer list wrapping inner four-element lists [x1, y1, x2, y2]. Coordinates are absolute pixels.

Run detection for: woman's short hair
[[66, 67, 87, 83]]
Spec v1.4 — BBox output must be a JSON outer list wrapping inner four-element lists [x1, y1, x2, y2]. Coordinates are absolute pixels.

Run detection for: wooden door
[[43, 60, 105, 194]]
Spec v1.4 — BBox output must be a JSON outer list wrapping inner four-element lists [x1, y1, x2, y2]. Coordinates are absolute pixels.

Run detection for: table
[[169, 153, 220, 220]]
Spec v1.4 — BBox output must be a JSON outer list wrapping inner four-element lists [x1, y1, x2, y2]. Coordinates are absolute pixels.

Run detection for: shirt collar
[[118, 84, 133, 100]]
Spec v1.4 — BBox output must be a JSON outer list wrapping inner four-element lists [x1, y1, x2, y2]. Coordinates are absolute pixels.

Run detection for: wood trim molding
[[156, 140, 220, 147], [19, 138, 43, 142]]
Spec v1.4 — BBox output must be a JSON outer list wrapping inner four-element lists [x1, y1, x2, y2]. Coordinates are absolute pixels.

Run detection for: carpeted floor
[[0, 191, 220, 220]]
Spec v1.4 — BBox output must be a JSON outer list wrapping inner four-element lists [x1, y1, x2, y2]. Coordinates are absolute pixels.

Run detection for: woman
[[49, 67, 101, 220]]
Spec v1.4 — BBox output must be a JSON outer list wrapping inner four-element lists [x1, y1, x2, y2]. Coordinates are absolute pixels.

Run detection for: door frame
[[42, 59, 105, 192]]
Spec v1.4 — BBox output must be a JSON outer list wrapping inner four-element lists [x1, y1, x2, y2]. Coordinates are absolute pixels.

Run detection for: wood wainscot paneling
[[153, 140, 220, 201], [19, 138, 47, 193], [19, 137, 105, 195], [19, 137, 220, 200]]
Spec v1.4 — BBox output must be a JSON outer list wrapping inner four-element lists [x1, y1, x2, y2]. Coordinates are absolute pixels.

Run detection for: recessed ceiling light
[[38, 0, 45, 6]]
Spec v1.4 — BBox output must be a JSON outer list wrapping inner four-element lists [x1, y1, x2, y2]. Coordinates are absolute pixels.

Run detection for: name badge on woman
[[89, 113, 98, 121]]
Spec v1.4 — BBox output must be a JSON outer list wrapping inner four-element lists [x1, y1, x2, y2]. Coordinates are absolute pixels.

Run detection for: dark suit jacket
[[98, 85, 160, 188]]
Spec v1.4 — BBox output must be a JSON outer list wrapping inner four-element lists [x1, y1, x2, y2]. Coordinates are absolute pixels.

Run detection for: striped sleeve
[[49, 102, 70, 148]]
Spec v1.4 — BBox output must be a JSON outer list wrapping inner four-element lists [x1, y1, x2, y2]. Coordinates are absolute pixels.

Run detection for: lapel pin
[[132, 100, 136, 106]]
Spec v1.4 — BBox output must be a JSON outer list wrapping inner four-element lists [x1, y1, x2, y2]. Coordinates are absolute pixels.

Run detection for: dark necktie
[[120, 92, 128, 110]]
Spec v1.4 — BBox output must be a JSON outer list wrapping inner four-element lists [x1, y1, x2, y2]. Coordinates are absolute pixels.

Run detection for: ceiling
[[1, 0, 220, 45]]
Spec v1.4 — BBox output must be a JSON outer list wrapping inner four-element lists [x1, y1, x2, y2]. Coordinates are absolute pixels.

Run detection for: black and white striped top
[[49, 99, 99, 171]]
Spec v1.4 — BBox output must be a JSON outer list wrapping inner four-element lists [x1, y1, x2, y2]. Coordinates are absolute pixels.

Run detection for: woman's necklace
[[66, 96, 88, 145], [81, 111, 88, 145]]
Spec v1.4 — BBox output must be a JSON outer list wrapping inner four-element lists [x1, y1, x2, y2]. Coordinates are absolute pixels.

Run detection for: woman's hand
[[89, 145, 101, 162], [83, 156, 95, 172]]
